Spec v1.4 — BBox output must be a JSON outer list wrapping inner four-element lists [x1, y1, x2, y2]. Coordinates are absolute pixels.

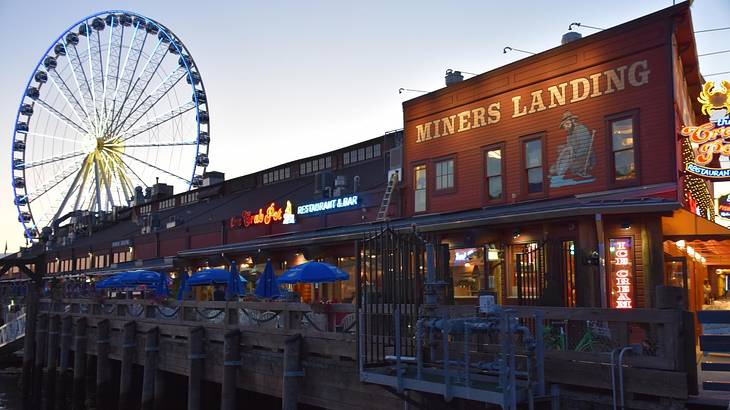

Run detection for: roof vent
[[561, 31, 582, 45], [445, 69, 464, 86]]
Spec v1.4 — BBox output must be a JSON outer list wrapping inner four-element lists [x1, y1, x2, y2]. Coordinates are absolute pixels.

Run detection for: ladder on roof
[[376, 172, 399, 221]]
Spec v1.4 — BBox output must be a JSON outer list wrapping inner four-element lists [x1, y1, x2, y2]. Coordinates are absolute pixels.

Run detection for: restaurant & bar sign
[[681, 80, 730, 179]]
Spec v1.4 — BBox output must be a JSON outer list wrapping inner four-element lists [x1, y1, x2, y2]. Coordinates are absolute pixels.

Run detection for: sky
[[0, 0, 728, 252]]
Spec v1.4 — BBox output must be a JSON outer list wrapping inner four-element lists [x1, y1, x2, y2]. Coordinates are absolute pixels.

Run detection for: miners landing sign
[[414, 60, 650, 144], [681, 80, 730, 179]]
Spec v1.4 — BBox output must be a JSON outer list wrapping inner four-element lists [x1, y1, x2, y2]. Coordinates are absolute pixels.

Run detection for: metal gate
[[515, 242, 547, 306], [515, 240, 576, 306], [357, 227, 429, 367]]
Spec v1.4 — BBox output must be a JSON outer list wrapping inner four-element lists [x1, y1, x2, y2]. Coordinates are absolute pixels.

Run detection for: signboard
[[230, 200, 295, 229], [296, 195, 359, 216], [609, 238, 634, 309], [680, 80, 730, 179], [719, 194, 730, 218]]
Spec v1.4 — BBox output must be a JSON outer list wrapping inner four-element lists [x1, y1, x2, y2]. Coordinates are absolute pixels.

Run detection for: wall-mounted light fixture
[[620, 221, 631, 230], [512, 229, 521, 239]]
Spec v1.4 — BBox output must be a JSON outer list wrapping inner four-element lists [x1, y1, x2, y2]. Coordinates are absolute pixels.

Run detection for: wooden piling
[[141, 327, 159, 410], [55, 315, 72, 410], [188, 326, 205, 410], [44, 315, 60, 410], [118, 321, 137, 410], [221, 329, 240, 410], [154, 368, 165, 410], [71, 318, 87, 410], [21, 283, 39, 407], [96, 319, 111, 409], [282, 333, 303, 410], [33, 313, 49, 409]]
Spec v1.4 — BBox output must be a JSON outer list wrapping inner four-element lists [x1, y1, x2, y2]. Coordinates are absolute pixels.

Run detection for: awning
[[72, 256, 178, 277], [662, 209, 730, 238]]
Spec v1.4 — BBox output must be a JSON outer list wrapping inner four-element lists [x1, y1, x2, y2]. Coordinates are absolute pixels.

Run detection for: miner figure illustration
[[550, 111, 596, 186]]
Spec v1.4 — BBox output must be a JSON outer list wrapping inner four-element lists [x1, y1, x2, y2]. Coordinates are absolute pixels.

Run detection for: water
[[0, 372, 22, 410]]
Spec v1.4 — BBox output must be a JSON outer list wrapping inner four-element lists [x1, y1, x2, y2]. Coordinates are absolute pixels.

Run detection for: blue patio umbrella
[[155, 271, 170, 298], [95, 274, 125, 289], [176, 271, 191, 301], [255, 260, 281, 299], [277, 261, 349, 284], [188, 268, 247, 286], [118, 270, 160, 287], [226, 262, 245, 300]]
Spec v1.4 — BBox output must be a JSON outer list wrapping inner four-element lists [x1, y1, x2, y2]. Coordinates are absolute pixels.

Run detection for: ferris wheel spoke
[[27, 158, 86, 203], [85, 24, 101, 120], [35, 98, 88, 134], [23, 131, 80, 144], [73, 157, 94, 211], [119, 151, 190, 184], [116, 155, 149, 189], [110, 39, 168, 135], [68, 43, 97, 120], [125, 140, 197, 148], [50, 158, 91, 223], [21, 150, 87, 169], [104, 22, 124, 117], [118, 101, 195, 142], [110, 22, 146, 115], [47, 69, 90, 127], [115, 66, 187, 136]]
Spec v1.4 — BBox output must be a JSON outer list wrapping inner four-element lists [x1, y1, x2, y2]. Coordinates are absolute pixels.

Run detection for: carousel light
[[676, 240, 686, 250]]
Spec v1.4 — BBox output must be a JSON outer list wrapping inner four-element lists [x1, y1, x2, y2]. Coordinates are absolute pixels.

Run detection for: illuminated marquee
[[681, 80, 730, 179], [719, 194, 730, 219], [230, 200, 295, 229], [609, 238, 633, 309], [297, 195, 359, 215]]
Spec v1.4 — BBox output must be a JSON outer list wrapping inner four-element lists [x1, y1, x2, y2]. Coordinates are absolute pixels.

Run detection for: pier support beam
[[71, 318, 87, 410], [56, 315, 72, 410], [96, 319, 111, 410], [221, 329, 240, 410], [282, 333, 303, 410], [33, 313, 49, 409], [141, 327, 159, 410], [84, 350, 97, 409], [21, 283, 39, 407], [188, 326, 205, 410], [44, 314, 60, 410], [119, 321, 137, 410]]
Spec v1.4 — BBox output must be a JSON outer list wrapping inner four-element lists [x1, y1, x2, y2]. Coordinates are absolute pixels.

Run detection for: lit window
[[611, 118, 636, 181], [414, 165, 427, 212], [486, 149, 503, 200], [435, 159, 454, 190], [524, 139, 543, 193]]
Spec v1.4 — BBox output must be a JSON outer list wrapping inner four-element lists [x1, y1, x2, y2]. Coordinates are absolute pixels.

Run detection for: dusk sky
[[1, 0, 728, 252]]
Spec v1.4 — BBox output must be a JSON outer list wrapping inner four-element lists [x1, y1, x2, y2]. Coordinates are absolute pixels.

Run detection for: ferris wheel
[[11, 10, 210, 242]]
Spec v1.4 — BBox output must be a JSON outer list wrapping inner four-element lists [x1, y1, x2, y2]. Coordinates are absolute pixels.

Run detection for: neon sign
[[681, 80, 730, 179], [230, 200, 295, 229], [719, 194, 730, 219], [609, 238, 633, 309], [296, 195, 359, 215]]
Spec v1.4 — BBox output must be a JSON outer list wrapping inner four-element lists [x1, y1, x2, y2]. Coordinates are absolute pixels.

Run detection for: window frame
[[413, 164, 428, 213], [482, 143, 506, 204], [606, 110, 640, 187], [433, 156, 456, 195], [520, 134, 547, 197]]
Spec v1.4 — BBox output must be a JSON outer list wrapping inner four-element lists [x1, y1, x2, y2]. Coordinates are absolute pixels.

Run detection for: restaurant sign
[[297, 195, 359, 216], [681, 80, 730, 179], [719, 194, 730, 219], [609, 238, 634, 309], [230, 200, 296, 229]]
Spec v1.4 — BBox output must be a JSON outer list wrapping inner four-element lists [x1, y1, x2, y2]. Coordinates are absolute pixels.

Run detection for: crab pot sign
[[681, 80, 730, 179]]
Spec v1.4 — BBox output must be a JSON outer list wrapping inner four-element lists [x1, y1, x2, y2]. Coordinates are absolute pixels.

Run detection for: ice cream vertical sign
[[609, 238, 634, 309]]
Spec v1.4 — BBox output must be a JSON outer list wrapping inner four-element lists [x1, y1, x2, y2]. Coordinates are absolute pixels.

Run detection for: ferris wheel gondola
[[10, 10, 210, 242]]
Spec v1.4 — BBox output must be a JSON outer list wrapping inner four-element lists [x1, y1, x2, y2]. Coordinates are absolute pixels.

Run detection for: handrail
[[0, 313, 26, 348]]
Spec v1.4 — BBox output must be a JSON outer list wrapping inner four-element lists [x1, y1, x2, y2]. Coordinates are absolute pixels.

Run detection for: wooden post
[[44, 314, 60, 410], [118, 321, 136, 410], [282, 333, 303, 410], [85, 349, 97, 409], [154, 368, 165, 410], [188, 326, 205, 410], [71, 318, 87, 410], [221, 329, 240, 410], [141, 327, 159, 410], [641, 215, 665, 308], [21, 282, 39, 406], [55, 315, 73, 410], [96, 319, 111, 409], [33, 313, 49, 409]]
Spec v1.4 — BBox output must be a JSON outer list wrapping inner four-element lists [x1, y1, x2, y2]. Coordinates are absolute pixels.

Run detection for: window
[[299, 157, 332, 176], [611, 117, 636, 181], [435, 159, 454, 191], [263, 167, 291, 184], [524, 139, 543, 193], [485, 148, 503, 200], [343, 144, 381, 166], [414, 165, 427, 212]]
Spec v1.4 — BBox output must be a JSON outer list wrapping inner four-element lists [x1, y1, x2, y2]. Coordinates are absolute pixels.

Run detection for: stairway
[[0, 312, 25, 356], [376, 172, 399, 221]]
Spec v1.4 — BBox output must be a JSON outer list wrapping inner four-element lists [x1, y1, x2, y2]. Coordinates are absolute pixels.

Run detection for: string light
[[681, 138, 714, 220]]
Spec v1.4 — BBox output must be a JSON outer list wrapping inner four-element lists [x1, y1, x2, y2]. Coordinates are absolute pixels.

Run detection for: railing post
[[44, 314, 60, 410], [282, 333, 303, 410], [96, 319, 111, 410], [141, 327, 159, 410], [119, 321, 137, 410], [55, 315, 72, 410], [221, 329, 241, 410], [33, 312, 49, 409], [71, 318, 87, 410], [188, 326, 205, 410]]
